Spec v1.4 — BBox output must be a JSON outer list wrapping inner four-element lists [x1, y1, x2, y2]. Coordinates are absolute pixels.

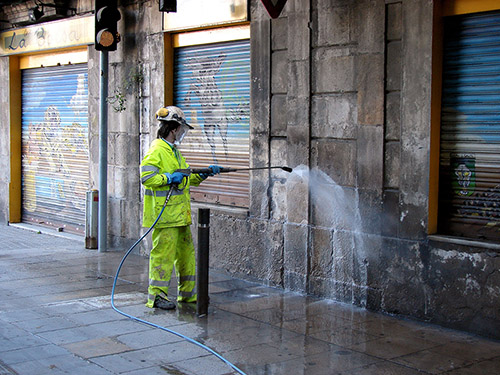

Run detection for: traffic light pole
[[98, 50, 108, 252]]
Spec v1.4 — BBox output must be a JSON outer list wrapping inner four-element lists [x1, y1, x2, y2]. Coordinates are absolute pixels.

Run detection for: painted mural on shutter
[[174, 39, 250, 207], [21, 64, 89, 233], [439, 11, 500, 242]]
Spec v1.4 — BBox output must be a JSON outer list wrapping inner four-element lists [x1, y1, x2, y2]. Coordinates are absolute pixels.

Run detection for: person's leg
[[174, 226, 197, 303], [146, 227, 178, 308]]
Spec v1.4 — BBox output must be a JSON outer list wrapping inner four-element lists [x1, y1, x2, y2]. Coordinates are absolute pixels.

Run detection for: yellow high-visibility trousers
[[146, 226, 197, 308]]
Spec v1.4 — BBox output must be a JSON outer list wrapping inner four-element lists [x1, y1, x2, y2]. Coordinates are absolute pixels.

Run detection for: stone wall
[[206, 0, 500, 340]]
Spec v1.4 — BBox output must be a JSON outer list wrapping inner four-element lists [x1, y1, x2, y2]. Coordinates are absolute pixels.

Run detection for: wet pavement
[[0, 224, 499, 375]]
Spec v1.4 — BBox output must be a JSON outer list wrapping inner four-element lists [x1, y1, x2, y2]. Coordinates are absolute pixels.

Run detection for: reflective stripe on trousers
[[146, 226, 197, 308]]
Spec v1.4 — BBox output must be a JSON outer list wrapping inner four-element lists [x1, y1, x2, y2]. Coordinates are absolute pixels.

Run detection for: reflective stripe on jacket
[[140, 139, 204, 228]]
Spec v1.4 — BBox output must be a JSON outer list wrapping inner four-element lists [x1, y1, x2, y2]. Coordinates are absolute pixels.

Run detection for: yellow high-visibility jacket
[[140, 138, 204, 228]]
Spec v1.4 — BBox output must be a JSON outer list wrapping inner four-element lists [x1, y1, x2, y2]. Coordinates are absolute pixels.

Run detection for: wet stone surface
[[0, 224, 499, 374]]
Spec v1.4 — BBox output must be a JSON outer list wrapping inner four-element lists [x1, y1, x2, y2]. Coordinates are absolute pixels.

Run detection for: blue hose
[[110, 191, 247, 375]]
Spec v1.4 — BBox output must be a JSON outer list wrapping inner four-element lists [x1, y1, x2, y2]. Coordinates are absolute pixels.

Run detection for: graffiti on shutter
[[439, 11, 500, 242], [21, 64, 89, 233], [174, 39, 250, 207]]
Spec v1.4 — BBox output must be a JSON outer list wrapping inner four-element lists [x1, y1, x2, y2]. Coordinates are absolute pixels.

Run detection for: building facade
[[1, 0, 499, 339]]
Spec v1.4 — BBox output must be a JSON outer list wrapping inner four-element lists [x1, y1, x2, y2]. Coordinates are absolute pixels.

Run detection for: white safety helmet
[[155, 106, 193, 129], [155, 106, 193, 145]]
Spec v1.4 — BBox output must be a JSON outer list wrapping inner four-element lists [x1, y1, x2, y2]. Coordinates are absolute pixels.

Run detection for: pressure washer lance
[[177, 165, 293, 175]]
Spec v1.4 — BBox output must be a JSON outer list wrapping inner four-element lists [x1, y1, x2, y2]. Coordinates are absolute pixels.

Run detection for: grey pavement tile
[[11, 316, 79, 334], [0, 343, 71, 365], [240, 348, 382, 375], [116, 328, 184, 350], [352, 316, 473, 345], [121, 364, 198, 375], [64, 308, 128, 325], [0, 360, 18, 375], [36, 325, 107, 345], [31, 286, 140, 305], [173, 319, 301, 354], [146, 341, 211, 363], [37, 300, 98, 316], [63, 337, 133, 359], [64, 363, 115, 374], [348, 360, 428, 375], [209, 278, 260, 292], [83, 292, 147, 309], [0, 333, 50, 352], [429, 338, 500, 362], [308, 325, 381, 348], [14, 279, 122, 298], [89, 342, 209, 374], [444, 356, 500, 374], [173, 354, 243, 375], [391, 348, 474, 374], [0, 275, 65, 289], [347, 335, 441, 360], [89, 351, 150, 373], [0, 308, 50, 323], [266, 334, 342, 358], [281, 313, 361, 336], [408, 326, 478, 344], [211, 289, 288, 313], [218, 342, 302, 367], [87, 319, 154, 337], [116, 306, 194, 328], [8, 354, 91, 374], [0, 321, 31, 339], [241, 306, 311, 326]]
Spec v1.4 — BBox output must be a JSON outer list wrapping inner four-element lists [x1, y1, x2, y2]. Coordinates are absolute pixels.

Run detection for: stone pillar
[[399, 0, 433, 239], [249, 0, 271, 218], [284, 0, 311, 291]]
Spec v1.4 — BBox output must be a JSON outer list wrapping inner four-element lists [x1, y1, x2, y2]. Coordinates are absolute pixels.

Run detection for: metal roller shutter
[[174, 39, 250, 208], [439, 11, 500, 242], [21, 64, 89, 233]]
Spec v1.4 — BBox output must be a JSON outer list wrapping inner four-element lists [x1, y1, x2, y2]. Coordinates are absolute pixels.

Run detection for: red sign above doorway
[[260, 0, 288, 19]]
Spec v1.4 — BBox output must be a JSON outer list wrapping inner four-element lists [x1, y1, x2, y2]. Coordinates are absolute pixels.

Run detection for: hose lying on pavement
[[110, 188, 246, 375]]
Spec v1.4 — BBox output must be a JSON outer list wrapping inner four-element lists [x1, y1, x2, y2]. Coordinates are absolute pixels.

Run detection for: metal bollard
[[85, 190, 98, 249], [197, 208, 210, 316]]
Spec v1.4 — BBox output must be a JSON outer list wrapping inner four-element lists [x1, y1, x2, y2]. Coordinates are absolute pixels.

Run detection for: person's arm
[[140, 151, 168, 188]]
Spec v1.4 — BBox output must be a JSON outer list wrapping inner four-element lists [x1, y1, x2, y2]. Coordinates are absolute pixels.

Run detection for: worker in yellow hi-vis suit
[[140, 106, 222, 310]]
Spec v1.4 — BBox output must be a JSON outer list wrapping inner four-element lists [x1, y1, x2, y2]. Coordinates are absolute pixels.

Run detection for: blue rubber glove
[[164, 172, 187, 185], [209, 165, 222, 175], [199, 165, 223, 180]]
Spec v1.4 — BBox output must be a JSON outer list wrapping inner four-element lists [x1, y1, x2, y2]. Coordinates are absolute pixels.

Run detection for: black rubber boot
[[153, 296, 176, 310]]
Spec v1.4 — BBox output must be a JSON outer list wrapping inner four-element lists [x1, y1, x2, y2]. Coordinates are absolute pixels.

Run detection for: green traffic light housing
[[95, 0, 121, 51]]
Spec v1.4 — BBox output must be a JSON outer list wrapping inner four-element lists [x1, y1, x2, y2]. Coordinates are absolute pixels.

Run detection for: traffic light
[[95, 0, 121, 51], [159, 0, 176, 12]]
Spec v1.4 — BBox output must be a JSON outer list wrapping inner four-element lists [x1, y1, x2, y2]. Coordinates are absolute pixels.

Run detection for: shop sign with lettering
[[1, 16, 94, 56]]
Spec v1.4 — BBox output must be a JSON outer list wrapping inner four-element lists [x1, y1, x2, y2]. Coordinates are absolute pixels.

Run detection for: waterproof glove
[[209, 165, 222, 175], [199, 165, 223, 179], [164, 171, 188, 185]]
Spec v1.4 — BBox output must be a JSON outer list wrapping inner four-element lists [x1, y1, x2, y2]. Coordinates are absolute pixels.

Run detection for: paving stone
[[63, 337, 132, 359], [0, 344, 71, 365]]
